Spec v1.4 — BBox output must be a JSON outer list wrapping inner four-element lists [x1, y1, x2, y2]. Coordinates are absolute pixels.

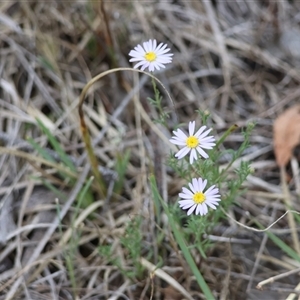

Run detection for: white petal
[[189, 149, 198, 164], [129, 57, 145, 62], [132, 61, 146, 69], [169, 138, 186, 146], [194, 126, 207, 137], [206, 194, 220, 201], [194, 178, 201, 191], [200, 144, 215, 150], [187, 204, 197, 215], [157, 48, 172, 55], [179, 193, 193, 200], [148, 64, 155, 72], [200, 204, 208, 216], [179, 200, 194, 208], [128, 52, 143, 59], [155, 42, 165, 52], [198, 129, 213, 139], [156, 56, 173, 63], [199, 178, 207, 191], [206, 196, 221, 203], [196, 146, 209, 159], [200, 136, 215, 143], [156, 43, 167, 52], [143, 40, 150, 52], [178, 199, 193, 205], [205, 195, 221, 201], [152, 62, 165, 71], [142, 62, 152, 71], [169, 135, 184, 142], [152, 39, 157, 51], [189, 121, 195, 136], [205, 185, 217, 194], [191, 178, 199, 192], [206, 202, 218, 209], [175, 147, 190, 159], [195, 204, 202, 215], [134, 46, 146, 56], [173, 129, 187, 140], [179, 204, 194, 210], [206, 198, 221, 203], [148, 39, 153, 51], [195, 204, 203, 215], [181, 187, 193, 196]]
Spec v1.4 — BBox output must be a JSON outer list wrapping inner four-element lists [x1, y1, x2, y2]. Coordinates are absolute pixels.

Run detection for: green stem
[[216, 124, 238, 148]]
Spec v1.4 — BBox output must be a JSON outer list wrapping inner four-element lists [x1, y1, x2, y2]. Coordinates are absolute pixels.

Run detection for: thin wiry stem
[[78, 67, 176, 198]]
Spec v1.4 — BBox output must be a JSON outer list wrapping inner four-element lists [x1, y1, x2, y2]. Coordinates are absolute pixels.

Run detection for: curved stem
[[78, 67, 176, 198]]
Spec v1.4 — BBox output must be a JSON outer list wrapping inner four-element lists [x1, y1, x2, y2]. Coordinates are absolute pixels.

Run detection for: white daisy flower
[[129, 39, 173, 72], [169, 121, 216, 164], [179, 178, 221, 216]]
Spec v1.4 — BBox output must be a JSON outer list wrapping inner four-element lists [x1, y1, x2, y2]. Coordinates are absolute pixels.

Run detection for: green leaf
[[35, 118, 76, 172]]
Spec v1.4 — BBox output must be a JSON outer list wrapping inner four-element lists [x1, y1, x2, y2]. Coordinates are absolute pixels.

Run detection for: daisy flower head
[[129, 39, 173, 72], [169, 121, 216, 164], [179, 178, 221, 216]]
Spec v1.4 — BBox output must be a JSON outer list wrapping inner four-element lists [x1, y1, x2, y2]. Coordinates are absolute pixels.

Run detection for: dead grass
[[1, 1, 300, 299]]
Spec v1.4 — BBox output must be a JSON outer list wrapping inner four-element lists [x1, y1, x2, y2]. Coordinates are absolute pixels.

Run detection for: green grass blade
[[35, 118, 76, 172], [73, 176, 94, 218], [215, 124, 238, 148], [38, 178, 67, 200], [114, 150, 131, 195], [27, 137, 56, 163], [255, 221, 300, 263]]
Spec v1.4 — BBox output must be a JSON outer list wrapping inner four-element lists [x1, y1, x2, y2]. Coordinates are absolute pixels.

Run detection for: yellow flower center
[[186, 136, 199, 148], [193, 192, 206, 204], [144, 51, 157, 62]]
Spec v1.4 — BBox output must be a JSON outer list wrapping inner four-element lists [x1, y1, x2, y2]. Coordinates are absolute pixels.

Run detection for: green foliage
[[157, 117, 255, 298], [98, 243, 137, 279], [255, 220, 300, 262], [60, 176, 93, 298], [98, 216, 144, 280], [120, 216, 143, 279], [99, 244, 113, 261], [149, 175, 215, 299], [39, 56, 56, 72], [114, 150, 131, 194], [167, 154, 190, 179], [35, 118, 76, 172], [196, 109, 211, 124], [29, 118, 94, 208], [39, 179, 67, 200], [147, 78, 170, 126]]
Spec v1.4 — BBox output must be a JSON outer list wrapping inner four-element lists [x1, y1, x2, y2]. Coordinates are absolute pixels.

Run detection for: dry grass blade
[[1, 0, 300, 299], [202, 0, 231, 114], [4, 165, 90, 299], [140, 258, 194, 300]]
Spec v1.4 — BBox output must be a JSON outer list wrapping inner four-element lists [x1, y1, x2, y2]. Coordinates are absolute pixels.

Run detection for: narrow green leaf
[[256, 221, 300, 263], [114, 150, 130, 194], [27, 137, 55, 163], [35, 118, 76, 172]]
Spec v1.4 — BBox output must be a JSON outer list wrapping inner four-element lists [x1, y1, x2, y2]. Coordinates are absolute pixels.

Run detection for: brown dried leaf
[[162, 286, 183, 300], [273, 104, 300, 167]]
